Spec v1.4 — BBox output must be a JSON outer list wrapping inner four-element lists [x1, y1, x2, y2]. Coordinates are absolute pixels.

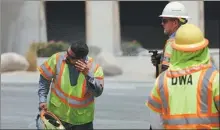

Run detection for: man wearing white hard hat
[[151, 1, 189, 77], [149, 2, 189, 129]]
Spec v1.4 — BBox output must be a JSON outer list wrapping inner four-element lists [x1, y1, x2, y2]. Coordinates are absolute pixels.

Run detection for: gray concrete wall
[[1, 1, 212, 56], [1, 0, 47, 55], [86, 1, 122, 55]]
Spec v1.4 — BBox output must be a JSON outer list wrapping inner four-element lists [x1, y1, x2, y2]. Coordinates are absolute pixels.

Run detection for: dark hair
[[70, 40, 89, 58]]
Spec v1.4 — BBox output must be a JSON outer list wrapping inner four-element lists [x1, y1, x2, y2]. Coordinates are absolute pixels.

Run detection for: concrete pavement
[[1, 56, 156, 129], [1, 53, 219, 129], [1, 82, 154, 129], [1, 51, 219, 84]]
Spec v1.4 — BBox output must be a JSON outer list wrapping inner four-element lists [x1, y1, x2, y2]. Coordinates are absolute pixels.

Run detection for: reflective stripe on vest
[[166, 62, 213, 78], [162, 56, 170, 66], [50, 53, 94, 108], [163, 116, 219, 125], [147, 95, 162, 113], [158, 67, 219, 127], [38, 59, 57, 80], [162, 52, 171, 66]]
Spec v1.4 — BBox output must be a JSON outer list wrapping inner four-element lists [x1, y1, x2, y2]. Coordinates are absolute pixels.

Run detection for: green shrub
[[36, 41, 69, 57], [121, 40, 143, 56], [25, 43, 38, 71]]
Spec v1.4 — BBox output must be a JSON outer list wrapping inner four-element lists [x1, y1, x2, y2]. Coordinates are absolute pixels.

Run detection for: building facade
[[1, 0, 219, 55]]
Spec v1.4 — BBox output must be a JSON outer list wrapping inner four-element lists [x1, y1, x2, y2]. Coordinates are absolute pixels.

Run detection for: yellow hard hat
[[172, 23, 209, 52], [36, 111, 65, 130]]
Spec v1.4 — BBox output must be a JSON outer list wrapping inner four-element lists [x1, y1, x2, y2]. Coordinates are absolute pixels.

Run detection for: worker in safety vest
[[37, 40, 104, 130], [146, 23, 220, 129], [151, 1, 189, 76]]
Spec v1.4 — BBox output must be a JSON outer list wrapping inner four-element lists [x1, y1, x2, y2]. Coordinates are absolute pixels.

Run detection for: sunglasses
[[162, 18, 181, 24], [162, 19, 170, 24]]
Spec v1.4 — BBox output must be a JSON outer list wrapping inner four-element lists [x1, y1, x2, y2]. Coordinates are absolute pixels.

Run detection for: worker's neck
[[169, 28, 178, 37]]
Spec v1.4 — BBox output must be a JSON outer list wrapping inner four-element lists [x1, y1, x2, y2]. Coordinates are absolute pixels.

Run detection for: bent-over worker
[[37, 40, 104, 130]]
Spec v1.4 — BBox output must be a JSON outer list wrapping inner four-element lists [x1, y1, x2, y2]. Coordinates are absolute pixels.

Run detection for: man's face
[[67, 57, 86, 65], [161, 17, 179, 35]]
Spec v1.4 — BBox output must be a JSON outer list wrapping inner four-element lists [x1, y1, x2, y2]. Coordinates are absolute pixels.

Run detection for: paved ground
[[1, 81, 153, 129], [1, 51, 219, 129]]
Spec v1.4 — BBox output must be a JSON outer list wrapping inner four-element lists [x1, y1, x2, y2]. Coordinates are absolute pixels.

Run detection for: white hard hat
[[36, 111, 65, 130], [159, 1, 189, 19]]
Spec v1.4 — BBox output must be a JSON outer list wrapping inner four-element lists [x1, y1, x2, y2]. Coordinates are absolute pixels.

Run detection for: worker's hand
[[39, 102, 47, 111], [75, 60, 89, 75], [151, 53, 162, 66]]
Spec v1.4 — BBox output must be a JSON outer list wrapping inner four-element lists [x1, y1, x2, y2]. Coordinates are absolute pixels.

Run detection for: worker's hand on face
[[151, 54, 162, 66], [75, 60, 89, 75], [39, 102, 47, 112]]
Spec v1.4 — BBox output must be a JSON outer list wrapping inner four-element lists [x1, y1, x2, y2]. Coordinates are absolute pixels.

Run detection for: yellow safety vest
[[161, 38, 174, 67], [38, 52, 104, 125], [146, 65, 220, 129]]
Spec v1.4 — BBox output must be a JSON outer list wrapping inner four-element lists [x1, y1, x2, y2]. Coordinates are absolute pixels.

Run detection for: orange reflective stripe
[[214, 96, 220, 101], [166, 62, 212, 78], [56, 53, 59, 66], [81, 80, 87, 97], [208, 70, 218, 114], [156, 80, 161, 97], [150, 94, 162, 104], [146, 101, 162, 113], [162, 53, 170, 66], [38, 67, 50, 80], [164, 123, 219, 129], [147, 95, 162, 112], [197, 69, 206, 115], [158, 72, 169, 114], [164, 53, 171, 57], [163, 73, 170, 114], [51, 87, 94, 108], [199, 67, 217, 115], [162, 61, 169, 66], [90, 62, 104, 87], [94, 64, 99, 73], [45, 62, 55, 75], [163, 113, 219, 119], [38, 61, 56, 80], [163, 116, 219, 127], [95, 77, 104, 80]]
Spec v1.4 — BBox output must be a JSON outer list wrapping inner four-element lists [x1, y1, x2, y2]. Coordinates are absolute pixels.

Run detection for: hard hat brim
[[159, 14, 190, 19], [40, 111, 65, 129], [172, 39, 209, 52]]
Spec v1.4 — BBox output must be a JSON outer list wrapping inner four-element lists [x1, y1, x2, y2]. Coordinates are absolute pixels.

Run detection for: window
[[204, 1, 220, 48], [45, 1, 86, 42], [119, 1, 168, 50]]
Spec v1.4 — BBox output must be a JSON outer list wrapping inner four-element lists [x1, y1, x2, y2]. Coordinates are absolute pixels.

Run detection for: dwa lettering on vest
[[172, 75, 193, 85]]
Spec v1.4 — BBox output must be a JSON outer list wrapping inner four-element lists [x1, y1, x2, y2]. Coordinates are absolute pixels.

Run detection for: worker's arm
[[38, 75, 51, 103], [149, 111, 164, 129], [213, 72, 219, 111], [160, 40, 173, 73], [86, 64, 104, 97], [37, 53, 57, 103], [145, 77, 164, 129]]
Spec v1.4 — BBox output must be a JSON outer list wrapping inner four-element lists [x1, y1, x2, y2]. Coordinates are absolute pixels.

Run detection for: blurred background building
[[1, 0, 220, 55]]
